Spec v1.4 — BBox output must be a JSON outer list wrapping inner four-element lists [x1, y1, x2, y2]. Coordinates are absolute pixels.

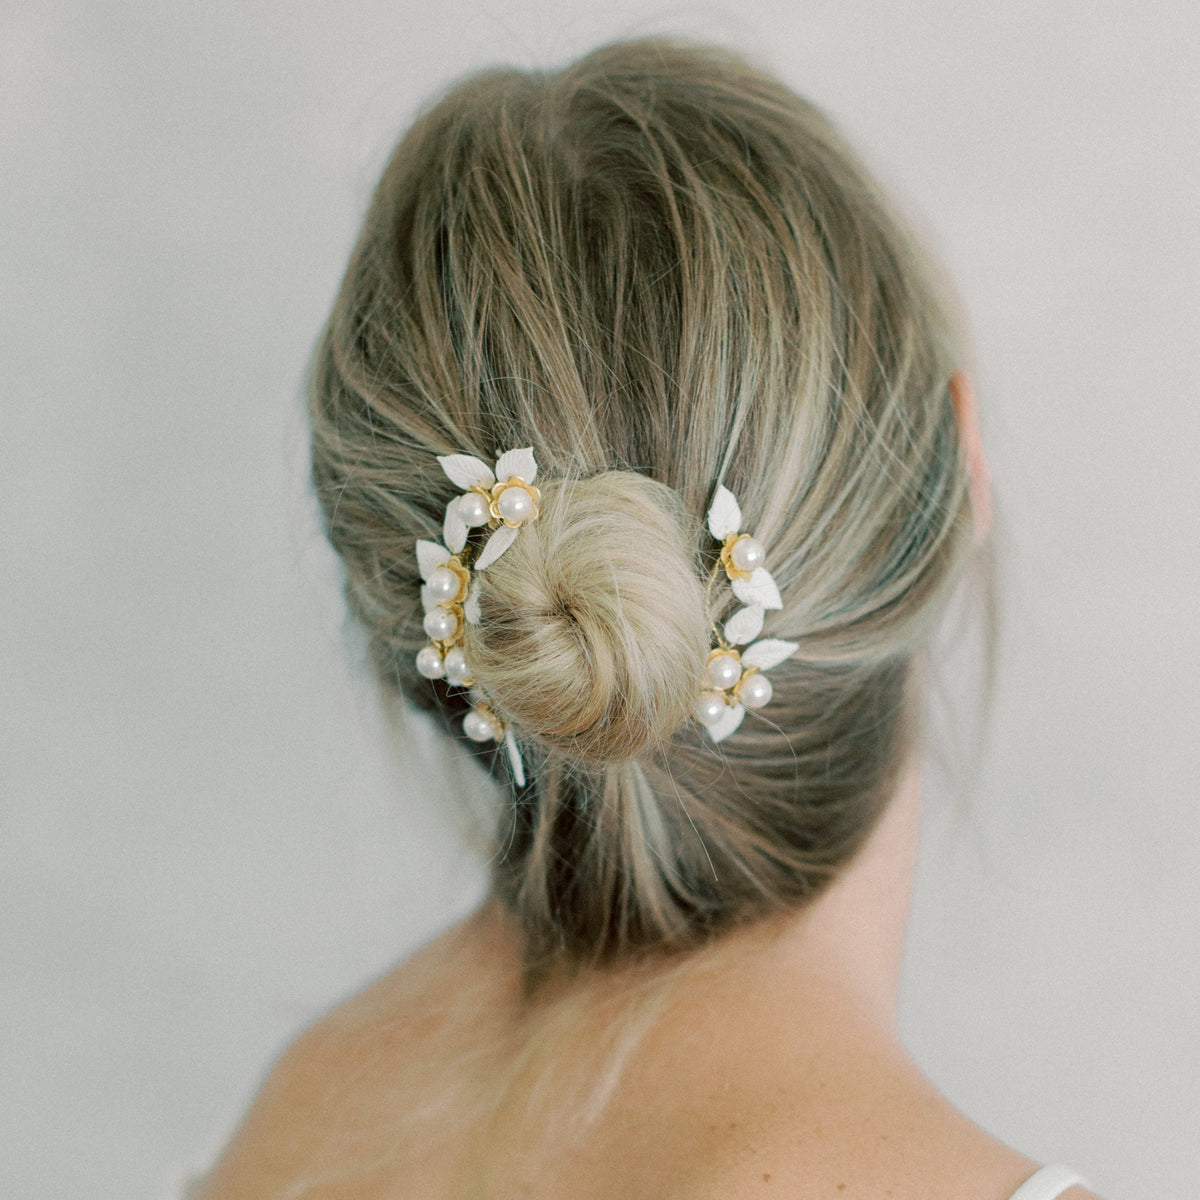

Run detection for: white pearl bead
[[423, 605, 459, 642], [442, 647, 473, 686], [695, 691, 728, 726], [730, 535, 765, 573], [463, 708, 497, 742], [739, 671, 773, 709], [426, 565, 461, 603], [415, 645, 445, 679], [458, 491, 491, 527], [496, 484, 533, 524], [705, 651, 742, 691]]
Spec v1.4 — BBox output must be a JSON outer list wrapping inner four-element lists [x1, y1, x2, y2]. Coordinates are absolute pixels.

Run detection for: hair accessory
[[436, 446, 541, 570], [415, 463, 795, 768], [463, 688, 526, 787], [697, 485, 797, 742], [413, 445, 539, 785]]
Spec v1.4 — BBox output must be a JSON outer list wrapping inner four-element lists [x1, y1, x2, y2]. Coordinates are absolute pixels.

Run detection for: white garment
[[1007, 1165, 1090, 1200]]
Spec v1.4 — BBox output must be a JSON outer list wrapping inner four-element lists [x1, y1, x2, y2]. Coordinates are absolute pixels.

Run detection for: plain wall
[[2, 2, 1197, 1197]]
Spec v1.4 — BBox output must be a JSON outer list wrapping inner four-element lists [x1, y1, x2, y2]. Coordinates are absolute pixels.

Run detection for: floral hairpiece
[[413, 446, 540, 786], [412, 455, 796, 774], [695, 485, 798, 743]]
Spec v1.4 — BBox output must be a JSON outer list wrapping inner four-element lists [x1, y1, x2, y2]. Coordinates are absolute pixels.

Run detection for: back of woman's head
[[309, 38, 979, 976]]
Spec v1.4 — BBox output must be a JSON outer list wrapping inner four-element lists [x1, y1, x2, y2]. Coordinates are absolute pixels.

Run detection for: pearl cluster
[[416, 641, 474, 686], [696, 485, 798, 743], [696, 648, 775, 721], [414, 546, 472, 684]]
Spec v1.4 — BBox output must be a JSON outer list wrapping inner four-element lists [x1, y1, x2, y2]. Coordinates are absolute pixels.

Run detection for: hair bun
[[461, 471, 709, 763]]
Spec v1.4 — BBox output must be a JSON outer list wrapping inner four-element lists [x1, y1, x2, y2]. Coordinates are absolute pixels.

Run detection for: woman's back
[[196, 787, 1097, 1199]]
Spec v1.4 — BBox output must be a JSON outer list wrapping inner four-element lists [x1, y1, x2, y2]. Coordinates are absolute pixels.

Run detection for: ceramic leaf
[[741, 638, 799, 671], [493, 446, 537, 484], [437, 453, 495, 490], [723, 604, 764, 646], [475, 523, 518, 570], [706, 484, 742, 540]]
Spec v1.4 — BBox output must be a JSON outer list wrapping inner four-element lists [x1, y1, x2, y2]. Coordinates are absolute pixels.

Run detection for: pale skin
[[195, 375, 1101, 1200]]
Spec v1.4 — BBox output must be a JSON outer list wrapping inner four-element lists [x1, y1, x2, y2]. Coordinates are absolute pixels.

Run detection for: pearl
[[415, 646, 445, 679], [695, 691, 728, 726], [496, 484, 533, 524], [426, 565, 462, 603], [442, 647, 473, 686], [739, 671, 773, 709], [423, 605, 459, 642], [463, 708, 498, 743], [705, 651, 743, 691], [458, 490, 491, 527], [730, 535, 765, 574]]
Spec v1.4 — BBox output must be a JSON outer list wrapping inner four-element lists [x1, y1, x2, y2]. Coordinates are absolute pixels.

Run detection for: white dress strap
[[1007, 1164, 1090, 1200]]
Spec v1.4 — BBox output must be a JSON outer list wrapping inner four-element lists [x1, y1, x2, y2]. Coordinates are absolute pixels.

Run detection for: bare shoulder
[[681, 1054, 1066, 1200], [188, 1017, 362, 1200], [191, 906, 517, 1200], [706, 1123, 1100, 1200]]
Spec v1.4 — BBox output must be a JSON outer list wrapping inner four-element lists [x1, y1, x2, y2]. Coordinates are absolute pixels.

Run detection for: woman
[[195, 39, 1099, 1200]]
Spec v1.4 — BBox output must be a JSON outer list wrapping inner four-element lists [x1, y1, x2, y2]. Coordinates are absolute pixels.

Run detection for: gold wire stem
[[703, 557, 734, 651]]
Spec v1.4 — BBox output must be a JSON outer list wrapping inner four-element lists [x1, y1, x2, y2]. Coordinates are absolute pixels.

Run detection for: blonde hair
[[309, 38, 979, 977]]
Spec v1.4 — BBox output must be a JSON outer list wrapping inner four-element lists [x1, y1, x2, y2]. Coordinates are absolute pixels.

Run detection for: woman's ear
[[949, 370, 992, 545]]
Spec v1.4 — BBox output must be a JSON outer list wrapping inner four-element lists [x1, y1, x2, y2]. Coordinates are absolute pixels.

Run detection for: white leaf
[[475, 523, 518, 570], [463, 579, 481, 625], [741, 638, 799, 671], [504, 728, 526, 787], [416, 538, 447, 581], [437, 453, 495, 490], [706, 484, 742, 540], [494, 446, 537, 484], [707, 703, 745, 743], [442, 498, 468, 554], [723, 604, 764, 646], [731, 567, 782, 610]]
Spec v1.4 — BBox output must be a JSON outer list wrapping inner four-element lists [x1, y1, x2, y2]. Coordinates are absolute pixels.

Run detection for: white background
[[2, 3, 1197, 1198]]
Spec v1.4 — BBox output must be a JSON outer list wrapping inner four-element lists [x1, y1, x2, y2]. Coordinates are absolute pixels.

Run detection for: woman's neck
[[463, 757, 926, 1143], [765, 754, 923, 1031], [590, 753, 920, 1024]]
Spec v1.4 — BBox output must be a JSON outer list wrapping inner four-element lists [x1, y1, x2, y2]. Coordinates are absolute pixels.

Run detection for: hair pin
[[697, 485, 797, 742]]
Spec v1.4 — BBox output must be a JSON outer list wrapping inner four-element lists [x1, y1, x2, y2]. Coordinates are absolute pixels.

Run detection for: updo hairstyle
[[308, 39, 979, 974]]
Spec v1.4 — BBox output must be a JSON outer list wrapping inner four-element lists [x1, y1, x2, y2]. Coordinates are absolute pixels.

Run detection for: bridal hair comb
[[412, 451, 798, 779], [413, 446, 541, 786], [695, 486, 798, 742]]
